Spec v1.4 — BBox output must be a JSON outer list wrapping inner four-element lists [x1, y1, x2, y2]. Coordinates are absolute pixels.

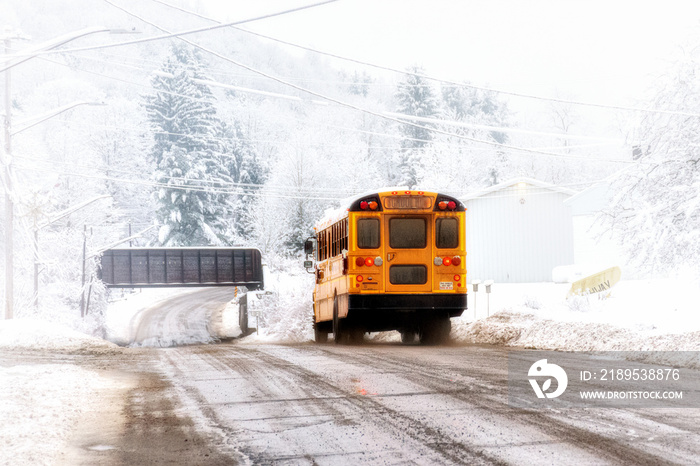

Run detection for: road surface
[[61, 289, 700, 464]]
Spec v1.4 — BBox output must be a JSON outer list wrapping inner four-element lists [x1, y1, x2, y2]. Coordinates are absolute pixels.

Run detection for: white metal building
[[463, 178, 575, 283]]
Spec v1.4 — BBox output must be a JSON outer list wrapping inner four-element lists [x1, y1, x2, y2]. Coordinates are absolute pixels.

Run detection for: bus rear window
[[390, 265, 427, 284], [357, 218, 380, 249], [390, 218, 426, 249], [436, 218, 459, 249]]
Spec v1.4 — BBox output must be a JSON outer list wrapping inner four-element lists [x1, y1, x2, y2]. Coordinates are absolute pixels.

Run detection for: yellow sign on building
[[567, 266, 622, 298]]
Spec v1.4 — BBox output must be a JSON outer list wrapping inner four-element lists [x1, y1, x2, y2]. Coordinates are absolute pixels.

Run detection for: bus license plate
[[439, 281, 453, 290]]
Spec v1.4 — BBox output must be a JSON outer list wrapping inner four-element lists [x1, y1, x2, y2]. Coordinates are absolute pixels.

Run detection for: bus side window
[[436, 218, 459, 249], [357, 218, 380, 249]]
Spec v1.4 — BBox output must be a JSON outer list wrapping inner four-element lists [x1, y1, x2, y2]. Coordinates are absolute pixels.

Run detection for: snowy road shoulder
[[0, 363, 118, 466], [450, 279, 700, 368], [0, 318, 121, 354]]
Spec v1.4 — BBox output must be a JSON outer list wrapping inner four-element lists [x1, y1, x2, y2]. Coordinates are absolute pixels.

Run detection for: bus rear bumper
[[347, 293, 466, 332], [349, 293, 467, 312]]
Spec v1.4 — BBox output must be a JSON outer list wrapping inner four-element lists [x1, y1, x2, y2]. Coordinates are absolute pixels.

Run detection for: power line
[[3, 0, 341, 60], [47, 50, 621, 145], [15, 59, 631, 164], [12, 154, 365, 195], [148, 0, 700, 119], [99, 1, 637, 164], [14, 163, 348, 201], [15, 13, 631, 164]]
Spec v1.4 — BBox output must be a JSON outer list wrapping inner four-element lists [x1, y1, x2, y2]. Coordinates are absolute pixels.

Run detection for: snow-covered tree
[[393, 66, 440, 187], [605, 48, 700, 276], [144, 44, 231, 246], [217, 120, 268, 242], [440, 84, 511, 187]]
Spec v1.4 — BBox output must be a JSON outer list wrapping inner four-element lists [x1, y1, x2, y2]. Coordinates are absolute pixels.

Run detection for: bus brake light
[[365, 257, 374, 267], [452, 256, 461, 266], [442, 257, 452, 266], [355, 257, 364, 267]]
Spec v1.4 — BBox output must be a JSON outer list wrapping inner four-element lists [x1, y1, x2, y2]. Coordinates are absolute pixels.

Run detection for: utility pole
[[3, 33, 24, 320], [4, 36, 11, 320]]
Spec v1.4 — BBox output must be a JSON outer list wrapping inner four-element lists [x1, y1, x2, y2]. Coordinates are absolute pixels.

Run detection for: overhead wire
[[12, 154, 364, 196], [13, 162, 350, 200], [13, 18, 629, 161], [101, 0, 636, 164], [1, 0, 341, 63], [29, 48, 625, 158], [148, 0, 700, 119]]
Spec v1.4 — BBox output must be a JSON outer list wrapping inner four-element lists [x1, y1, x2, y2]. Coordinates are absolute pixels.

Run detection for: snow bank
[[0, 318, 120, 354], [452, 279, 700, 367], [212, 299, 243, 339], [0, 364, 110, 466], [235, 258, 315, 343]]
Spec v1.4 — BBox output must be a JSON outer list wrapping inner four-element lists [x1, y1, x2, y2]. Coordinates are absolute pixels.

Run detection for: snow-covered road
[[5, 287, 700, 465], [158, 343, 700, 465], [125, 287, 234, 347]]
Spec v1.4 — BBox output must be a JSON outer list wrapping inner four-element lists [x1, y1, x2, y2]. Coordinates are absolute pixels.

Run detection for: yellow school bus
[[304, 189, 467, 344]]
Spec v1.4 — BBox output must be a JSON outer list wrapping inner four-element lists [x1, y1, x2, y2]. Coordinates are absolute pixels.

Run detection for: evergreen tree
[[144, 44, 231, 246], [217, 120, 268, 242], [394, 66, 440, 188]]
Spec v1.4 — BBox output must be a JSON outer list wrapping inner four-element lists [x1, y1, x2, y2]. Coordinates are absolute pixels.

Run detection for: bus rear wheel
[[333, 296, 347, 344], [419, 317, 451, 345], [400, 330, 417, 344]]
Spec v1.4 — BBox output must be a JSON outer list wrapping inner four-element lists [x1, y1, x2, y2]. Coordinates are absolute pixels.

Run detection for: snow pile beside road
[[0, 364, 107, 465], [452, 279, 700, 362], [213, 299, 243, 339], [238, 261, 314, 343], [0, 318, 119, 353]]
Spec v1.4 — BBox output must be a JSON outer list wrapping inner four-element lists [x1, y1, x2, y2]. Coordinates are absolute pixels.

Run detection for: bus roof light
[[360, 201, 368, 210], [438, 201, 448, 210], [448, 201, 457, 210], [368, 201, 378, 210]]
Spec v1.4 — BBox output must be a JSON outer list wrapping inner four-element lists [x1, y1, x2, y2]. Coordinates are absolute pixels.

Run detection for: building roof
[[461, 177, 577, 201]]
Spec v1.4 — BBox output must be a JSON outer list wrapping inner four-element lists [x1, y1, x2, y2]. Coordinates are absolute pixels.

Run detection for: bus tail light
[[454, 274, 460, 281], [452, 256, 461, 266], [355, 257, 364, 267], [356, 275, 364, 282], [442, 257, 452, 266], [365, 257, 374, 267]]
